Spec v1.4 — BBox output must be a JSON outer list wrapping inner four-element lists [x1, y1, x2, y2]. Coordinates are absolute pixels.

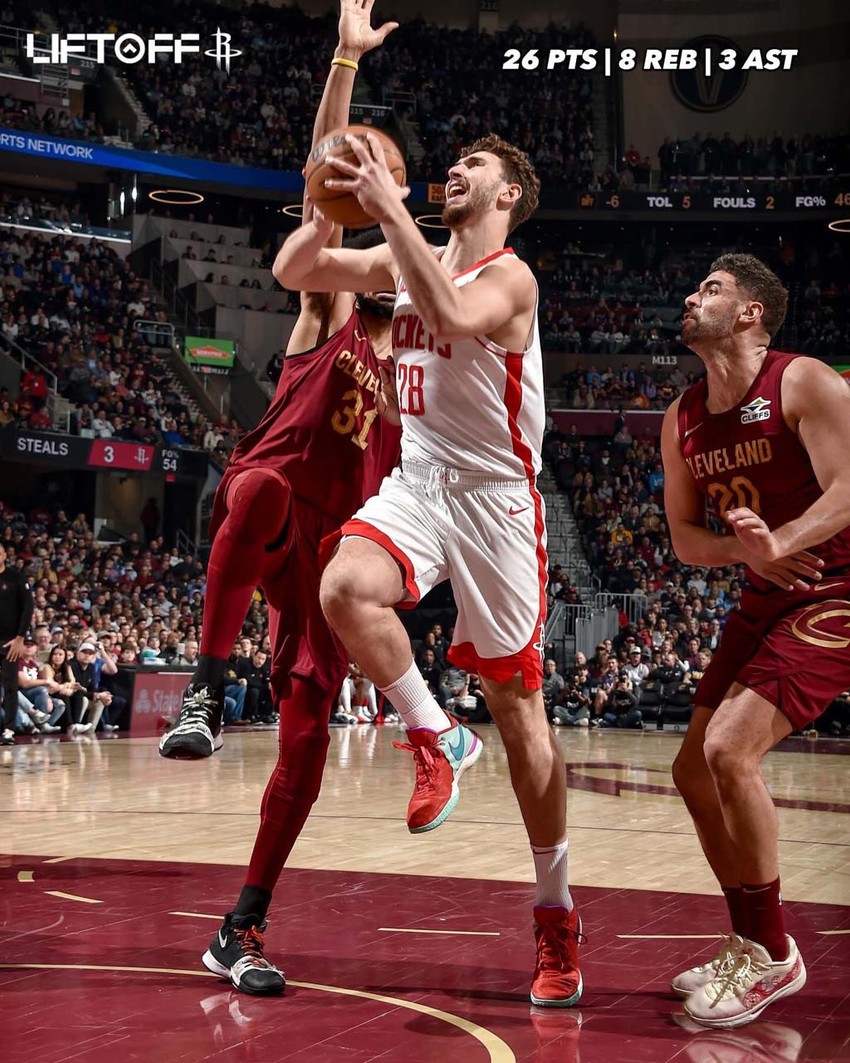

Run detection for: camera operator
[[553, 666, 592, 727], [594, 672, 643, 729]]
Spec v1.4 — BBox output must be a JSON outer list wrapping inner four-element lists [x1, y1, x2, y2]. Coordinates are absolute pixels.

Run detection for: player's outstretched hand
[[324, 132, 410, 223], [743, 547, 824, 592], [375, 354, 401, 426], [338, 0, 398, 59]]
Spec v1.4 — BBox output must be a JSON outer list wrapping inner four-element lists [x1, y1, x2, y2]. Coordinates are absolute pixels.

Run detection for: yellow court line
[[0, 964, 515, 1063], [818, 930, 850, 936], [44, 891, 103, 905], [42, 856, 78, 864], [618, 934, 723, 940], [17, 871, 34, 883], [379, 927, 500, 937], [170, 911, 222, 921]]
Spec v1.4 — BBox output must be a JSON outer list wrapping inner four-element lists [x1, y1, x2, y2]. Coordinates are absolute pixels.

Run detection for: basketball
[[305, 123, 406, 229]]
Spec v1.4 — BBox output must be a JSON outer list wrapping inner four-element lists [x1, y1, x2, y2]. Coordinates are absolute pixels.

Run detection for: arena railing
[[593, 591, 649, 625], [0, 330, 68, 431]]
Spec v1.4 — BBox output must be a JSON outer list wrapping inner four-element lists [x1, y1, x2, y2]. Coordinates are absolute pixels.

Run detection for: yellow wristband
[[331, 57, 359, 71]]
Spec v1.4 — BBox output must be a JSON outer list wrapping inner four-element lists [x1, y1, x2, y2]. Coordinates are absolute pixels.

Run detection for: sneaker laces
[[392, 738, 440, 794], [171, 688, 216, 735], [707, 948, 765, 1006], [536, 919, 587, 973], [232, 924, 273, 969], [709, 934, 741, 969]]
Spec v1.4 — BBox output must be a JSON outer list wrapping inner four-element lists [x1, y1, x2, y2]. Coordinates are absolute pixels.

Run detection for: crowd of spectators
[[1, 504, 208, 645], [553, 362, 696, 411], [4, 0, 850, 195], [0, 217, 241, 454], [539, 245, 720, 357], [363, 21, 597, 189], [0, 92, 114, 144], [0, 503, 213, 735], [2, 1, 599, 184], [538, 231, 850, 365], [656, 131, 850, 186], [1, 0, 336, 169], [605, 134, 850, 197]]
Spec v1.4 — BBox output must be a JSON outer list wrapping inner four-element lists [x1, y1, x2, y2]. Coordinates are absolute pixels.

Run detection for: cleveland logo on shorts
[[790, 600, 850, 649]]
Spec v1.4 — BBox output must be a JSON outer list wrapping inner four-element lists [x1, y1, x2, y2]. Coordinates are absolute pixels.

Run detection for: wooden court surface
[[2, 726, 849, 1062]]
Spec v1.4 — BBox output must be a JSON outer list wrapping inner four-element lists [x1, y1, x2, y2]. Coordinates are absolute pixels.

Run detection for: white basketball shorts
[[338, 461, 548, 690]]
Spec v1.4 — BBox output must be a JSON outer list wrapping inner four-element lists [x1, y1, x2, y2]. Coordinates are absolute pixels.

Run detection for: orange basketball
[[305, 124, 406, 230]]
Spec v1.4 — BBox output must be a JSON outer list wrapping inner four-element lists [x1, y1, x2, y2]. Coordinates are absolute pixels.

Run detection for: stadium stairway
[[537, 464, 597, 599]]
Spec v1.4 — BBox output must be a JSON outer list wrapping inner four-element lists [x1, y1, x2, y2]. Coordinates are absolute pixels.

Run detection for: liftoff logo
[[25, 28, 242, 71]]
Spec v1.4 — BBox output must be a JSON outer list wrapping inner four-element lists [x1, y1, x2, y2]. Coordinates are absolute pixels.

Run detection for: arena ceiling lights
[[280, 204, 303, 218], [149, 189, 205, 206], [827, 218, 850, 233], [414, 215, 448, 230]]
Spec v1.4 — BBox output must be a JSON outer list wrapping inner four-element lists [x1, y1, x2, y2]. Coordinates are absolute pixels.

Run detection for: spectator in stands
[[38, 643, 79, 730], [624, 646, 650, 692], [16, 633, 62, 731], [33, 623, 52, 665], [415, 631, 446, 671], [592, 657, 620, 718], [67, 642, 111, 734], [417, 647, 442, 697], [238, 646, 273, 723], [542, 658, 566, 714]]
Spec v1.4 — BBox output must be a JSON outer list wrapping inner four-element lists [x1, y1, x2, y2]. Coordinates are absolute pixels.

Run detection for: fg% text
[[501, 47, 798, 74]]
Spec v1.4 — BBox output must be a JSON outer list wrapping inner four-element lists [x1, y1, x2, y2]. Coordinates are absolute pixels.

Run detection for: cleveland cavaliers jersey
[[678, 350, 850, 588], [391, 248, 544, 481], [225, 308, 401, 521]]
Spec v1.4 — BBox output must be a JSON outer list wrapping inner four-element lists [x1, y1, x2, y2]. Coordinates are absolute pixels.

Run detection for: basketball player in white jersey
[[275, 132, 581, 1007]]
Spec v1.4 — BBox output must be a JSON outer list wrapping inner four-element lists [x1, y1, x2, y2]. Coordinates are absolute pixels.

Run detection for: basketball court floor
[[2, 725, 848, 1062]]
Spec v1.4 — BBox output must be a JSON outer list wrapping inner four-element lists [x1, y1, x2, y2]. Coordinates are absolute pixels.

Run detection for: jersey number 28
[[397, 363, 425, 416]]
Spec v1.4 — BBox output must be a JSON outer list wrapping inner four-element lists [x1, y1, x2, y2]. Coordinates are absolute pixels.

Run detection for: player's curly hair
[[710, 253, 788, 340], [461, 133, 540, 232]]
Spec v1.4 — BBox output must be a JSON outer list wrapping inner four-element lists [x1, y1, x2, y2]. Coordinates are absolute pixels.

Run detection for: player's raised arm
[[392, 248, 536, 340], [273, 214, 396, 295], [278, 0, 398, 355], [314, 0, 397, 154]]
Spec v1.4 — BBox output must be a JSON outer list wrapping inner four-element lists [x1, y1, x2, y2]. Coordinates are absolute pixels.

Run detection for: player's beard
[[683, 304, 738, 347], [357, 293, 395, 320], [441, 180, 496, 228]]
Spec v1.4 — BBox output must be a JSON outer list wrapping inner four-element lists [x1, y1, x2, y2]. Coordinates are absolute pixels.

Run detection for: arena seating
[[0, 217, 240, 454]]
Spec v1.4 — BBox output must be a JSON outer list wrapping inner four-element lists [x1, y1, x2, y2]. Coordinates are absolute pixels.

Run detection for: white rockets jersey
[[391, 247, 544, 481]]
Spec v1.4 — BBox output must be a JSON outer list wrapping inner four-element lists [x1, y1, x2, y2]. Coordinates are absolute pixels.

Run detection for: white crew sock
[[338, 678, 352, 714], [379, 659, 451, 732], [531, 839, 574, 911], [363, 679, 378, 719]]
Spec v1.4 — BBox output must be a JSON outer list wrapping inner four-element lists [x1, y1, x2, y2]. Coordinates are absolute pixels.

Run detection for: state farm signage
[[130, 670, 191, 736]]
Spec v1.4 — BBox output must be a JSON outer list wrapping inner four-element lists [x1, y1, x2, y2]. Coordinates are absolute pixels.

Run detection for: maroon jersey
[[678, 350, 850, 590], [226, 308, 401, 522]]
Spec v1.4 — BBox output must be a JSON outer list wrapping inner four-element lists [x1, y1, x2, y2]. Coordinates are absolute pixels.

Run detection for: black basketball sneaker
[[202, 912, 286, 995], [158, 683, 224, 759]]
